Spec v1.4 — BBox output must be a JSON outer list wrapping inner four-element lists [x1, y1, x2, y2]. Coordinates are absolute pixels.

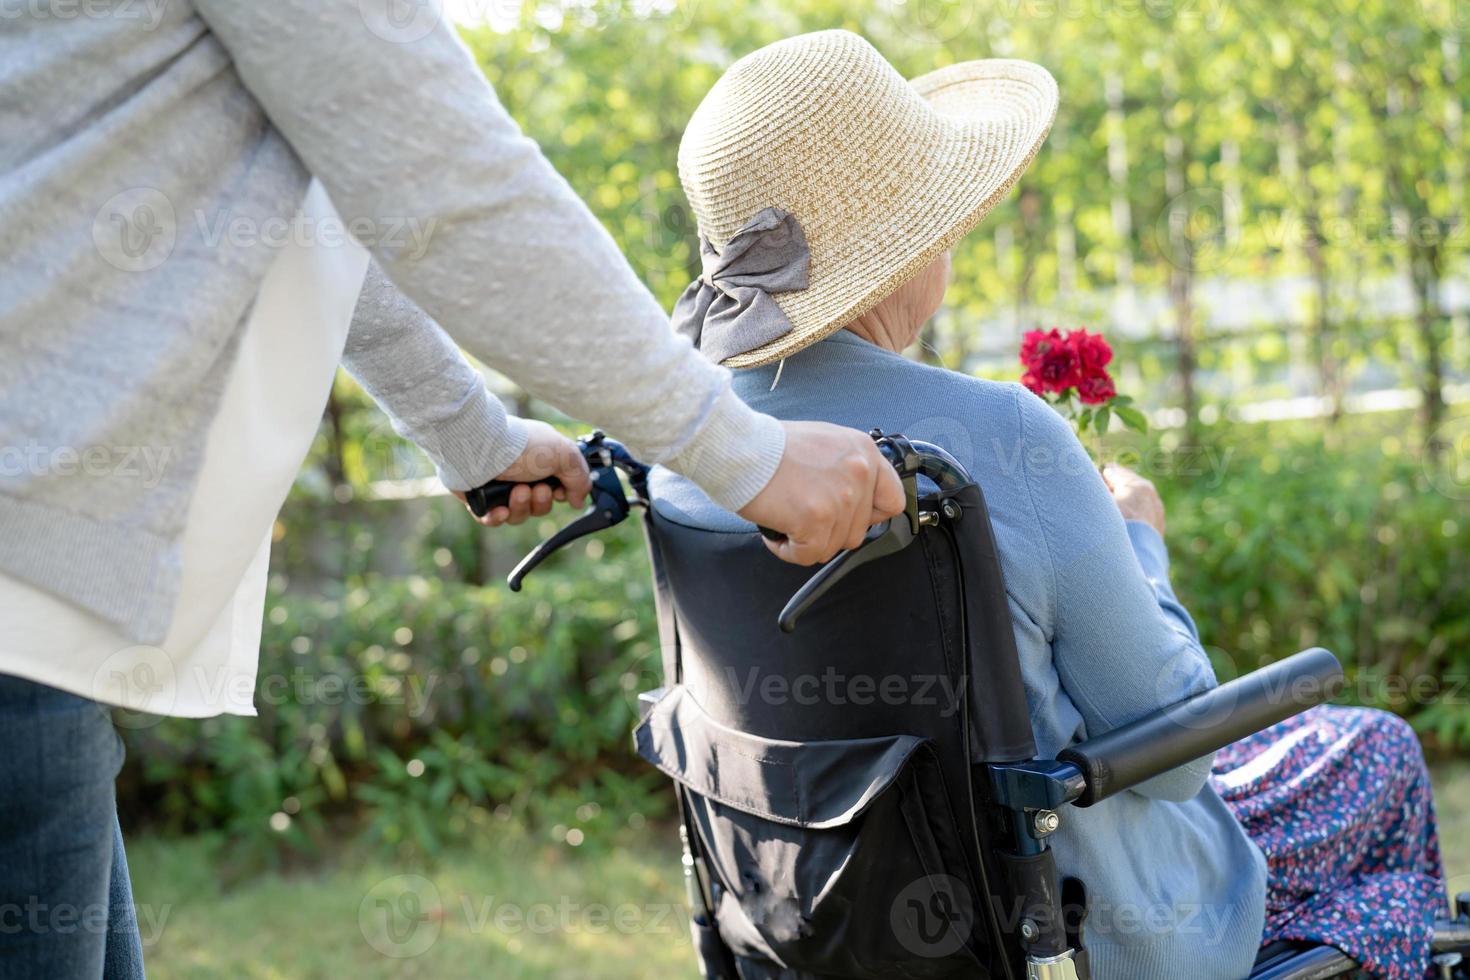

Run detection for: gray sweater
[[0, 2, 784, 644]]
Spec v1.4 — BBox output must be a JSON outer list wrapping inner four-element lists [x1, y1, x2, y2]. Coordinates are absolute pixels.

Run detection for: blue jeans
[[0, 674, 145, 979]]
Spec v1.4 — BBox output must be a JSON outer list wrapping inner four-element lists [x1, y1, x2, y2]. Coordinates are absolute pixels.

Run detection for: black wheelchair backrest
[[634, 475, 1036, 980]]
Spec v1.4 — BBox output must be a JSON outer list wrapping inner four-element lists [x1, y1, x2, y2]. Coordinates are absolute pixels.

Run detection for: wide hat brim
[[718, 58, 1058, 369]]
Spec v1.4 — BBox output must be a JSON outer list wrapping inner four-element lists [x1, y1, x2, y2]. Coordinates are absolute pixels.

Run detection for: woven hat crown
[[674, 30, 1057, 367], [678, 31, 930, 249]]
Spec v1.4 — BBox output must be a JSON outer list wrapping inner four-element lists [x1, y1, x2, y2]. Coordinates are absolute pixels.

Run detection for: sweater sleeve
[[342, 261, 527, 492], [1013, 390, 1217, 802], [191, 0, 784, 512]]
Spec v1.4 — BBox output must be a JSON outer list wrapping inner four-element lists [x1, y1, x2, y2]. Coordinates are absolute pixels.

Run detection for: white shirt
[[0, 182, 369, 717]]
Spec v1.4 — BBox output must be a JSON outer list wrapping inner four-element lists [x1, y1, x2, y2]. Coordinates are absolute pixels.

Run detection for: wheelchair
[[471, 431, 1470, 980]]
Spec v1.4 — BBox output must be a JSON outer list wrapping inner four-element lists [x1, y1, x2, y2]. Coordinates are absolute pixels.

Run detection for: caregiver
[[0, 3, 904, 978]]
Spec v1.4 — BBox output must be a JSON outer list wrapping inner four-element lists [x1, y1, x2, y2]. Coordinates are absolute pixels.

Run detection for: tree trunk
[[1411, 246, 1448, 440], [1105, 70, 1135, 324], [1163, 69, 1197, 437]]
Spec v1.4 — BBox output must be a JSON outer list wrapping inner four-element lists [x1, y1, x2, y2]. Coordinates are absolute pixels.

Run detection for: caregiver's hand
[[1102, 463, 1166, 536], [453, 420, 592, 527], [738, 421, 906, 565]]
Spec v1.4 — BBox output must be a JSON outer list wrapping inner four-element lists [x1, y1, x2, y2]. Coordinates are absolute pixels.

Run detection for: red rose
[[1036, 346, 1081, 392], [1021, 370, 1046, 396], [1070, 330, 1113, 373], [1019, 328, 1081, 392], [1076, 369, 1116, 405], [1020, 328, 1061, 369]]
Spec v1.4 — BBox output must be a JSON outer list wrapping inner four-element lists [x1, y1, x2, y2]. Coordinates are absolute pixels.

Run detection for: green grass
[[126, 827, 693, 980], [130, 767, 1470, 978]]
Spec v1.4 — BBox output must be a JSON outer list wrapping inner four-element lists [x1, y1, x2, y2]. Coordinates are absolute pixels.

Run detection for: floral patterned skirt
[[1209, 705, 1446, 980]]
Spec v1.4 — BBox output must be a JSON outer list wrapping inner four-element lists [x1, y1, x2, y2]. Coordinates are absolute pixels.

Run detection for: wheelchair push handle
[[462, 431, 653, 591], [464, 476, 564, 517], [1058, 647, 1344, 807]]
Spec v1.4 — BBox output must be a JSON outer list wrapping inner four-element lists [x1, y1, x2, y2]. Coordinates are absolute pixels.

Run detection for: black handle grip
[[465, 477, 564, 518], [1058, 647, 1344, 807]]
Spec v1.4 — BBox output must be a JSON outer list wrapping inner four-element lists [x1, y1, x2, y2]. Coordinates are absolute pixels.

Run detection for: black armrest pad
[[1057, 648, 1343, 807]]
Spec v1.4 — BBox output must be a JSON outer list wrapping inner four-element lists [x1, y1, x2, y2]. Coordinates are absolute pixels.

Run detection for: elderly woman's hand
[[1102, 463, 1165, 536]]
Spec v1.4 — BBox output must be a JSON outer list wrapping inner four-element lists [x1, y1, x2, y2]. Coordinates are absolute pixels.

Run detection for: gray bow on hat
[[672, 207, 810, 364]]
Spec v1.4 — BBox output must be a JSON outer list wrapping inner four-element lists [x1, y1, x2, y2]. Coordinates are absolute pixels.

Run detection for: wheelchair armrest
[[1057, 648, 1343, 807]]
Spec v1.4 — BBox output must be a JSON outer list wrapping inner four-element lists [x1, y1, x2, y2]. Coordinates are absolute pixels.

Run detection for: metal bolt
[[1019, 918, 1040, 943], [1032, 809, 1060, 836], [941, 498, 963, 522]]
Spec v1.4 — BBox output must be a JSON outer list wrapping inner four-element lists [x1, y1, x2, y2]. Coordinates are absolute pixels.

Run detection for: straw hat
[[676, 30, 1058, 368]]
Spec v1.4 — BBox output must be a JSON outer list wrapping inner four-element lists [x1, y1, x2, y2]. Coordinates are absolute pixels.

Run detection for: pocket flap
[[634, 685, 927, 829]]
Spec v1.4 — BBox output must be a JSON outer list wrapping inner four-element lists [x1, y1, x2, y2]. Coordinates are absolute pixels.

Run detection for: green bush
[[118, 497, 668, 865], [1144, 412, 1470, 751]]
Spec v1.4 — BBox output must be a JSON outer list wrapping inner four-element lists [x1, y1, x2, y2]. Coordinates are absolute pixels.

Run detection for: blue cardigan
[[650, 331, 1267, 980]]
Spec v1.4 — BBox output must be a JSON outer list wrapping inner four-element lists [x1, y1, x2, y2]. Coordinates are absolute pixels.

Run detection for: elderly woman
[[653, 30, 1446, 980]]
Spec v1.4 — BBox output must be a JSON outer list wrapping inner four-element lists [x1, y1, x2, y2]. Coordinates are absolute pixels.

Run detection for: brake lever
[[774, 431, 974, 633], [776, 513, 921, 632], [465, 431, 650, 591], [506, 465, 630, 591], [776, 430, 928, 633]]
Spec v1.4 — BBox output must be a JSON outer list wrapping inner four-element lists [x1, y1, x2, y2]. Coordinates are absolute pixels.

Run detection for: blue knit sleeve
[[1013, 389, 1217, 802], [1124, 520, 1203, 644]]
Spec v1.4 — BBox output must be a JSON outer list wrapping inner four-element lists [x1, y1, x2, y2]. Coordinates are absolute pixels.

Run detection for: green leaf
[[1114, 405, 1149, 432], [1095, 406, 1112, 433]]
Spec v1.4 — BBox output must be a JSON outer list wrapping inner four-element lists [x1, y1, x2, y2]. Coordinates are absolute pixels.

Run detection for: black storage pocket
[[635, 686, 984, 979]]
